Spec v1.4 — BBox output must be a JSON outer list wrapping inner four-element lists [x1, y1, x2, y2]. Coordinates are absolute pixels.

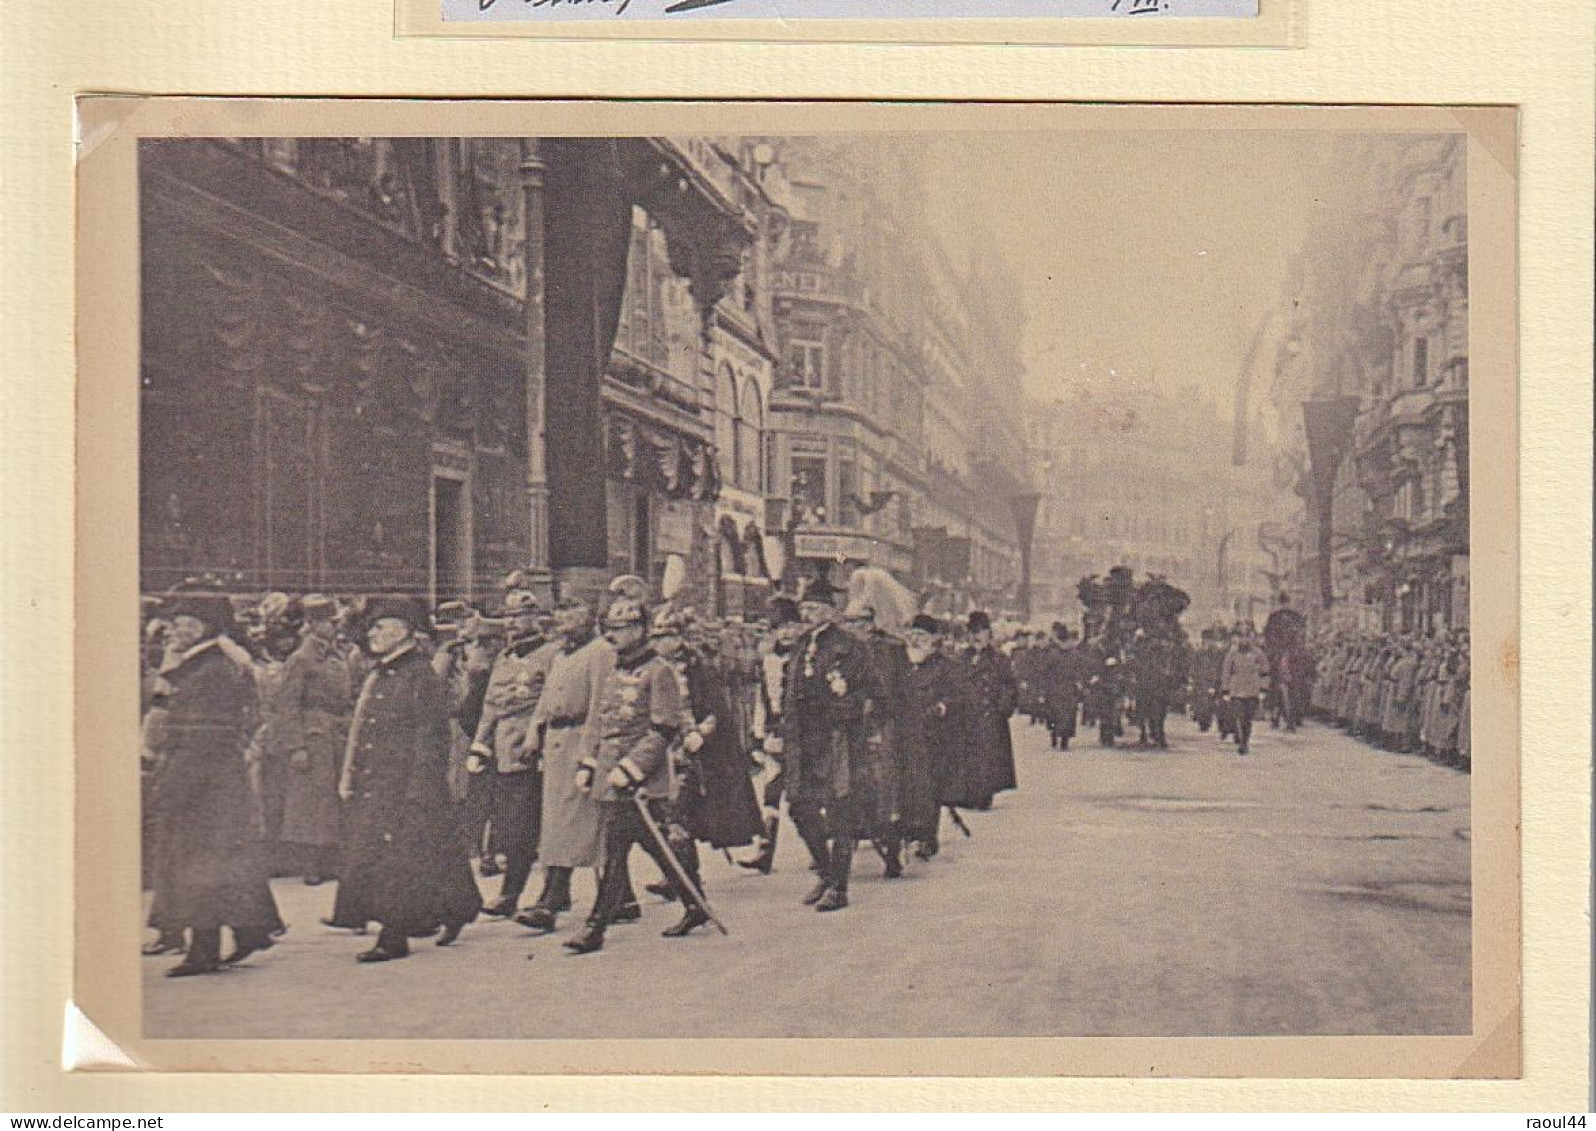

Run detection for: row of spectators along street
[[140, 563, 1468, 979]]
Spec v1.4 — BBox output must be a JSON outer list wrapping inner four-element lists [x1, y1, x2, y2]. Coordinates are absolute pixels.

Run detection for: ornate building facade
[[1258, 134, 1469, 636], [140, 135, 780, 610], [760, 137, 1030, 612]]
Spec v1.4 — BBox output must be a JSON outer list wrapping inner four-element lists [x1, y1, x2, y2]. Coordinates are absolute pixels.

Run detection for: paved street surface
[[145, 716, 1471, 1038]]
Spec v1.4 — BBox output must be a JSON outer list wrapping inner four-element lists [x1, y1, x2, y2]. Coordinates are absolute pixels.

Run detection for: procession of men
[[140, 561, 1468, 978]]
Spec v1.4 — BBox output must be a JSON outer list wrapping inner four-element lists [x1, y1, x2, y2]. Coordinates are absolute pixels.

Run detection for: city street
[[145, 714, 1471, 1039]]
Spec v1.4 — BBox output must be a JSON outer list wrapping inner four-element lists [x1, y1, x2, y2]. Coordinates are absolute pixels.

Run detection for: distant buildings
[[1025, 379, 1276, 629]]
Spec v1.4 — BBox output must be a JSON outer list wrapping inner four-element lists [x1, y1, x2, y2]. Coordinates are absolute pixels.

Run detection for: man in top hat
[[468, 588, 559, 917], [563, 595, 701, 953], [144, 583, 283, 975], [779, 573, 886, 912], [339, 595, 477, 960], [964, 611, 1018, 806], [738, 595, 805, 875], [275, 594, 354, 887]]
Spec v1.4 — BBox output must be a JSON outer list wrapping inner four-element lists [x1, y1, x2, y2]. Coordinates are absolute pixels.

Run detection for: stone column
[[519, 139, 551, 588]]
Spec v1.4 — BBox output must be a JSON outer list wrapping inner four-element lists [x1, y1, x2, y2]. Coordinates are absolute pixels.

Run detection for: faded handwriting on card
[[455, 0, 1259, 21]]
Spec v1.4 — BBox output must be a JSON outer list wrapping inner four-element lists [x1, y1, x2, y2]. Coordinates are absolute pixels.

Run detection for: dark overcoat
[[343, 645, 480, 934], [903, 649, 977, 829], [676, 651, 765, 849], [967, 645, 1019, 799], [781, 621, 889, 835], [146, 641, 282, 935]]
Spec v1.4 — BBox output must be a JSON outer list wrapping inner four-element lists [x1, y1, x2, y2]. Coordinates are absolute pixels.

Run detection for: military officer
[[563, 596, 703, 954], [276, 594, 353, 887], [468, 588, 558, 917]]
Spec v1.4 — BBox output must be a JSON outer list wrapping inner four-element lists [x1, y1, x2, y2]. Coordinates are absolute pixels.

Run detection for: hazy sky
[[918, 130, 1349, 414]]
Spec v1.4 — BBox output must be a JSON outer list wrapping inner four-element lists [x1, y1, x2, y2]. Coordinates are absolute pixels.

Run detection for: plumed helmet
[[607, 574, 650, 602]]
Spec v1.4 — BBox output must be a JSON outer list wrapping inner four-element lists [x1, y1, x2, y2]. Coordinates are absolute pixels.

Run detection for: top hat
[[797, 574, 841, 607], [161, 581, 237, 637], [363, 594, 428, 631], [767, 596, 801, 627], [909, 613, 942, 635], [967, 610, 993, 634]]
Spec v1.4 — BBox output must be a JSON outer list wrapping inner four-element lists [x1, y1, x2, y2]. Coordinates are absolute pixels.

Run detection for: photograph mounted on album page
[[72, 96, 1518, 1078]]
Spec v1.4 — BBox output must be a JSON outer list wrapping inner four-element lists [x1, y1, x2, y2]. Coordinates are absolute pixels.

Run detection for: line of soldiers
[[1310, 629, 1471, 767], [139, 570, 1023, 975]]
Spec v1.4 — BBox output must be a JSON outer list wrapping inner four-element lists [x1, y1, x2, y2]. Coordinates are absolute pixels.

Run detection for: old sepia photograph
[[72, 102, 1515, 1071]]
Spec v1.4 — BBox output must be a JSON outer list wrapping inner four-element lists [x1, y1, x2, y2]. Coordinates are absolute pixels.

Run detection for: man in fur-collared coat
[[781, 574, 887, 913], [340, 596, 479, 961], [144, 587, 283, 977]]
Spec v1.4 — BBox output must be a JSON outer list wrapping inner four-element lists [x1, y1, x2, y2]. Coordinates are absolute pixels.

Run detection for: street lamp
[[1010, 491, 1042, 621]]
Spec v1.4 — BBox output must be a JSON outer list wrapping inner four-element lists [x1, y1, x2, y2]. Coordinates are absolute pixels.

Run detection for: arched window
[[739, 378, 763, 492], [715, 365, 738, 485]]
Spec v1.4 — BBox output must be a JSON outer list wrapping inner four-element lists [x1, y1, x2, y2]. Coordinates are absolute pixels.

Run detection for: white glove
[[683, 730, 705, 754], [466, 744, 492, 774], [827, 671, 848, 696]]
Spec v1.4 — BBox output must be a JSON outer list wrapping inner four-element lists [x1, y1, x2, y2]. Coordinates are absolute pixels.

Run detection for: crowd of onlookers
[[1308, 630, 1471, 769]]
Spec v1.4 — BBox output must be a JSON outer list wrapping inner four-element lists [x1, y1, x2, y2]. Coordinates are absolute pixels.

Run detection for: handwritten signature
[[476, 0, 739, 12], [476, 0, 1186, 15], [480, 0, 637, 14]]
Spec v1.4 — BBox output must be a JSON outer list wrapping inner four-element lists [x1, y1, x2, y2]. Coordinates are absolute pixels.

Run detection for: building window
[[790, 220, 821, 261], [739, 385, 763, 492], [715, 366, 738, 485], [787, 335, 826, 390], [838, 459, 859, 528], [1412, 336, 1429, 388], [791, 456, 827, 524]]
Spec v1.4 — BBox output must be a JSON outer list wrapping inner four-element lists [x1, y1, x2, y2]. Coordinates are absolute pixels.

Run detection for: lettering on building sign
[[449, 0, 1257, 20]]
